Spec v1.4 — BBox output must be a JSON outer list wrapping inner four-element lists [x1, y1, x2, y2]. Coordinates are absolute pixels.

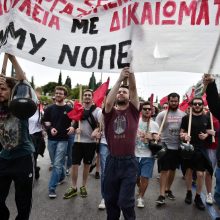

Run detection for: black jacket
[[206, 81, 220, 162]]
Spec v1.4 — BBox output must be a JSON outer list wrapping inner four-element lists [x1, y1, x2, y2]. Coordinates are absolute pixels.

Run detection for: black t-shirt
[[43, 104, 72, 141], [181, 114, 211, 148]]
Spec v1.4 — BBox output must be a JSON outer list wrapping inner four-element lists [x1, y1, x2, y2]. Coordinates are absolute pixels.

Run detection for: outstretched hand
[[203, 73, 214, 86]]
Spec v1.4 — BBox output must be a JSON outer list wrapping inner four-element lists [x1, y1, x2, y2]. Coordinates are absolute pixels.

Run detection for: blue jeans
[[66, 135, 75, 169], [104, 155, 138, 220], [48, 140, 68, 191], [214, 166, 220, 207], [99, 143, 109, 198]]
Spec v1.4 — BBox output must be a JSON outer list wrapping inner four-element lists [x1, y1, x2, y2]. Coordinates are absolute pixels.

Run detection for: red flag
[[160, 96, 168, 106], [202, 93, 208, 106], [186, 87, 195, 103], [67, 101, 84, 121], [149, 93, 154, 108], [93, 77, 110, 107], [179, 99, 189, 112]]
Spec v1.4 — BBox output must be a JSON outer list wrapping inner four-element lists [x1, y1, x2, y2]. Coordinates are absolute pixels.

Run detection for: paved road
[[6, 152, 220, 220]]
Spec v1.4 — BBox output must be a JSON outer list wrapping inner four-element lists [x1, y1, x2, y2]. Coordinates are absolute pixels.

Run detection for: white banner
[[0, 0, 220, 74]]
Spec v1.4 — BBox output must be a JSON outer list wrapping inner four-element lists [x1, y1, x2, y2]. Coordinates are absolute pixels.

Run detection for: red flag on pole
[[93, 77, 110, 107], [202, 93, 208, 106], [149, 93, 154, 108], [186, 87, 195, 103], [67, 101, 84, 121], [179, 99, 189, 112], [159, 96, 168, 106]]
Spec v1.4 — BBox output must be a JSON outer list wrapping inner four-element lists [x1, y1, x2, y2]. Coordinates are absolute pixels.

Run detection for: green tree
[[95, 80, 102, 90], [58, 70, 62, 85], [30, 76, 35, 89], [88, 72, 96, 90], [41, 82, 58, 95], [64, 76, 72, 89], [69, 84, 87, 100]]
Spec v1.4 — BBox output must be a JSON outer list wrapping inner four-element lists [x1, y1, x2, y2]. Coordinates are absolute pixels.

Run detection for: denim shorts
[[136, 157, 155, 178]]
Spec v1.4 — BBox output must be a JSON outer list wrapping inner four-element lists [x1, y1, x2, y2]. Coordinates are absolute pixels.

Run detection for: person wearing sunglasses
[[180, 97, 213, 210], [135, 101, 159, 208]]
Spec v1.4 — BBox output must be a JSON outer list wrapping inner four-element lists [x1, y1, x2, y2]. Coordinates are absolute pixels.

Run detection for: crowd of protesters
[[1, 55, 220, 220]]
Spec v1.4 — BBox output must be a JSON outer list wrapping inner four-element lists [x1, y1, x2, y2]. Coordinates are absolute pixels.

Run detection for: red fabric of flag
[[93, 77, 110, 107], [159, 96, 168, 106], [149, 93, 154, 108], [202, 93, 208, 106], [67, 101, 84, 121], [179, 99, 189, 112]]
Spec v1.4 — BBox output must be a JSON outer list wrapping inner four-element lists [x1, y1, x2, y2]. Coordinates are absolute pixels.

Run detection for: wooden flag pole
[[210, 112, 215, 143], [1, 53, 9, 76], [187, 107, 192, 145]]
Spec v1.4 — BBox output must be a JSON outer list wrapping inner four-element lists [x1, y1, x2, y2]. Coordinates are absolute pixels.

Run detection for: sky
[[0, 54, 204, 102]]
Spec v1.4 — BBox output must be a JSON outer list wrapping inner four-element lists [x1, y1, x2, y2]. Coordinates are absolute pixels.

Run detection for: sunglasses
[[193, 102, 203, 106], [142, 107, 151, 111], [83, 94, 92, 97]]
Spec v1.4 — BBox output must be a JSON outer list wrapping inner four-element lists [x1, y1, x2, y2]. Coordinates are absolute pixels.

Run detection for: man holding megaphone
[[0, 54, 35, 220]]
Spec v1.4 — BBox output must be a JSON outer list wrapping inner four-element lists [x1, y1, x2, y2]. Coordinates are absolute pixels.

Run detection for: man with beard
[[0, 54, 35, 220], [180, 97, 213, 210], [135, 101, 159, 208], [155, 93, 185, 206], [63, 89, 101, 199], [43, 86, 74, 198], [103, 67, 140, 220]]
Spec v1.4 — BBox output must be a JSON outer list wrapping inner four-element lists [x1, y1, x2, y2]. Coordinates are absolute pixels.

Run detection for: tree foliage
[[88, 72, 96, 90], [30, 76, 35, 89], [64, 76, 72, 89], [41, 82, 58, 95], [58, 70, 62, 85]]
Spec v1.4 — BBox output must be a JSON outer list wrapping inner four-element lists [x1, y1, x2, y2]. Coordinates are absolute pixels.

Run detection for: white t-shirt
[[29, 109, 42, 134], [74, 107, 102, 143], [135, 118, 159, 158]]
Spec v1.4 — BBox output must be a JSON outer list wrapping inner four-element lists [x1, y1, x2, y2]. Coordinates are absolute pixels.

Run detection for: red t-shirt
[[103, 103, 140, 156]]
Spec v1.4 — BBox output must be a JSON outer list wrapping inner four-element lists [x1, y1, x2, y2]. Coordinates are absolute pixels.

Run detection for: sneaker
[[156, 195, 165, 205], [98, 199, 106, 210], [194, 195, 205, 210], [80, 186, 87, 198], [185, 191, 192, 204], [95, 172, 100, 179], [165, 190, 175, 200], [206, 193, 213, 205], [63, 187, 77, 199], [137, 197, 145, 208], [49, 190, 57, 199]]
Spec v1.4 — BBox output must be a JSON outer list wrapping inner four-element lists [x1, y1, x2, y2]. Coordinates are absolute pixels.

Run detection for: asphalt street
[[6, 152, 220, 220]]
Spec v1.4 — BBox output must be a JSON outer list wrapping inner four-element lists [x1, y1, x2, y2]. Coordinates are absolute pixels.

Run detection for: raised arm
[[203, 74, 220, 121], [128, 69, 140, 110], [105, 67, 130, 113], [7, 54, 27, 81]]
